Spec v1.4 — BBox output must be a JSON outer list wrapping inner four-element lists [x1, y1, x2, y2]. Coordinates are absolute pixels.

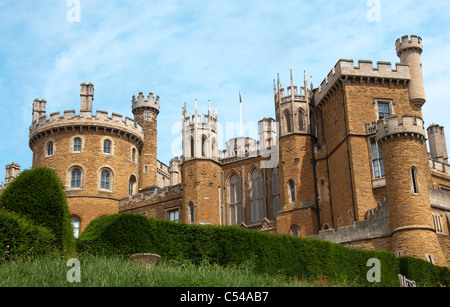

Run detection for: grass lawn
[[0, 255, 342, 287]]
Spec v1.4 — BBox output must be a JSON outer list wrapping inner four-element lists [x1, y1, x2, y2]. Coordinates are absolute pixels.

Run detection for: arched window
[[47, 141, 54, 156], [100, 168, 113, 191], [298, 108, 305, 131], [129, 175, 136, 196], [202, 135, 207, 157], [227, 173, 242, 226], [188, 202, 195, 225], [272, 168, 280, 215], [410, 166, 419, 194], [290, 225, 299, 237], [288, 180, 296, 203], [190, 136, 195, 158], [71, 168, 82, 188], [103, 139, 112, 154], [71, 216, 81, 239], [284, 110, 292, 133], [73, 137, 82, 152], [250, 168, 264, 222], [131, 148, 136, 163]]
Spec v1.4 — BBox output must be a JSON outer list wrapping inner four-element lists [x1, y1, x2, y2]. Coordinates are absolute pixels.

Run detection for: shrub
[[0, 208, 56, 262], [0, 167, 74, 253], [77, 213, 411, 286]]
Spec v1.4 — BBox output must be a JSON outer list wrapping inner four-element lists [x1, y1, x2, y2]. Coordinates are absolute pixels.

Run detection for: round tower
[[396, 35, 426, 109], [132, 92, 160, 189], [376, 115, 447, 266], [29, 83, 143, 235]]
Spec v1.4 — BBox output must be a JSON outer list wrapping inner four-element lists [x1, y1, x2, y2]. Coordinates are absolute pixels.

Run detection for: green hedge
[[0, 208, 56, 262], [0, 167, 74, 253], [76, 213, 450, 287]]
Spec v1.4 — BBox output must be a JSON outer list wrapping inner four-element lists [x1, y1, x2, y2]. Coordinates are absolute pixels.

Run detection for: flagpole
[[239, 91, 243, 137]]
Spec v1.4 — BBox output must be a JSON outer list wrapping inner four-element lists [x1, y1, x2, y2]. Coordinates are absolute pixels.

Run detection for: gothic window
[[290, 225, 299, 237], [129, 175, 136, 196], [284, 110, 292, 133], [71, 216, 81, 239], [71, 168, 82, 188], [100, 168, 113, 191], [190, 136, 195, 158], [298, 108, 305, 131], [370, 138, 385, 178], [410, 166, 419, 194], [250, 168, 264, 222], [47, 141, 54, 156], [227, 173, 242, 226], [131, 148, 136, 163], [103, 139, 112, 154], [288, 179, 296, 203], [202, 135, 207, 157], [272, 168, 280, 215], [188, 202, 195, 225], [73, 138, 82, 152]]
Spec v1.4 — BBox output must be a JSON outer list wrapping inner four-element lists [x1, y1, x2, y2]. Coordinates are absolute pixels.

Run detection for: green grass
[[0, 255, 354, 287]]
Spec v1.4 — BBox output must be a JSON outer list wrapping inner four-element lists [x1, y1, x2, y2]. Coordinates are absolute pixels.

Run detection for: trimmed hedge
[[0, 167, 74, 253], [78, 213, 450, 287], [0, 208, 56, 262]]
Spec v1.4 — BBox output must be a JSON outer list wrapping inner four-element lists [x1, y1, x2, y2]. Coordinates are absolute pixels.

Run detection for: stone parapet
[[314, 59, 410, 107], [29, 110, 144, 148], [396, 35, 423, 57], [132, 92, 160, 115], [376, 114, 425, 145]]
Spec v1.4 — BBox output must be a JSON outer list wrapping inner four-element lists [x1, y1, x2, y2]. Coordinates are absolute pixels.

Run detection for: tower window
[[129, 175, 136, 196], [71, 168, 82, 188], [103, 140, 112, 154], [288, 180, 296, 203], [202, 135, 207, 157], [410, 166, 419, 194], [47, 141, 54, 156], [370, 138, 385, 178], [188, 202, 195, 225], [131, 148, 136, 163], [73, 138, 82, 152], [284, 110, 292, 133], [298, 108, 305, 131], [100, 169, 113, 191], [190, 136, 195, 158]]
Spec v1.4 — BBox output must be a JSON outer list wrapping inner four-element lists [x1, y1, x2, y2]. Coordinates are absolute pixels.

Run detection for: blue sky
[[0, 0, 449, 182]]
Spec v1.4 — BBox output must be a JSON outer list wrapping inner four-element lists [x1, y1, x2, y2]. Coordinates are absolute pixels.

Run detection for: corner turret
[[80, 82, 94, 113], [396, 35, 426, 109]]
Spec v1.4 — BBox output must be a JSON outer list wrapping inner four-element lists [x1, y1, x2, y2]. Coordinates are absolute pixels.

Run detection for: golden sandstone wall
[[31, 125, 141, 233]]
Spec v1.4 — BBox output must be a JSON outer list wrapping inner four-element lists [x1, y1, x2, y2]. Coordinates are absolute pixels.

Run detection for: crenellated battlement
[[29, 109, 144, 148], [132, 92, 160, 115], [314, 59, 410, 107], [396, 35, 423, 57], [375, 114, 426, 144]]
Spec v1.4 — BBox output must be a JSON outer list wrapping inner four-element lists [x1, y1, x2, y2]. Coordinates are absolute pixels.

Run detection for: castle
[[2, 35, 449, 267]]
